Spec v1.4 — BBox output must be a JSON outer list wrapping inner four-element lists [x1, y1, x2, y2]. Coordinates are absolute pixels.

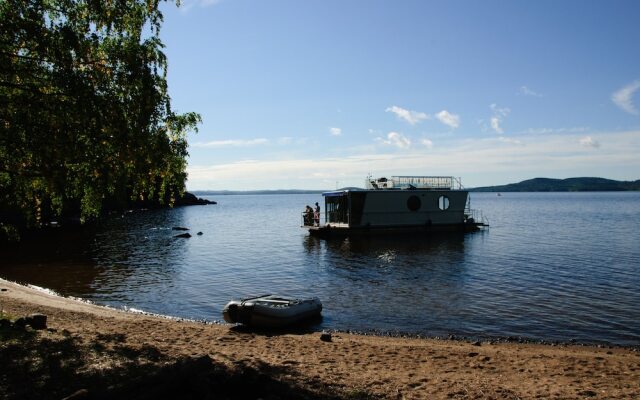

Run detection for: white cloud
[[385, 106, 429, 125], [612, 80, 640, 115], [521, 127, 589, 135], [489, 104, 510, 134], [185, 130, 640, 190], [329, 127, 342, 136], [435, 110, 460, 129], [477, 119, 489, 133], [192, 138, 269, 148], [496, 137, 522, 145], [580, 136, 600, 148], [490, 117, 503, 134], [377, 131, 411, 149], [520, 86, 543, 97], [490, 104, 511, 117], [420, 138, 433, 148]]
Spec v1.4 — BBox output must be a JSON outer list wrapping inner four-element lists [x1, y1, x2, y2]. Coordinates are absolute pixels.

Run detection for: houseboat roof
[[323, 176, 464, 196]]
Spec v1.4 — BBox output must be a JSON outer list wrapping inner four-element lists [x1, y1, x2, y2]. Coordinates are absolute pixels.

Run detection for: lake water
[[1, 192, 639, 345]]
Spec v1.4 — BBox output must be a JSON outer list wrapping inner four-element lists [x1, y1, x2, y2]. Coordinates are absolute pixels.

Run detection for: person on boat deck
[[304, 205, 313, 226], [314, 202, 320, 226]]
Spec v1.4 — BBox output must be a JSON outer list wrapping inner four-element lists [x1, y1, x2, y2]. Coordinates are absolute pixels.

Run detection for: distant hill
[[471, 177, 640, 192]]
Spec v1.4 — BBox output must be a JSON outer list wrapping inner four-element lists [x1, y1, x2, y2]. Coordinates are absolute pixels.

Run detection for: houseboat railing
[[464, 193, 488, 226], [464, 208, 488, 225], [366, 176, 464, 190], [301, 211, 323, 227], [303, 205, 349, 225]]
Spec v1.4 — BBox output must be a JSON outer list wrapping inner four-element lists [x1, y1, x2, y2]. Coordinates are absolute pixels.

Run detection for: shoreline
[[2, 278, 639, 399], [10, 279, 638, 350]]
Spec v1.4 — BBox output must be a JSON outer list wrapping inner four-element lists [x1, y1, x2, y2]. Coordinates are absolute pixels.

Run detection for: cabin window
[[438, 195, 450, 210], [407, 195, 421, 211]]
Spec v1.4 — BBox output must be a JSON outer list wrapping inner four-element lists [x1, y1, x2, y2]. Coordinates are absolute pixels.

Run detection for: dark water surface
[[2, 192, 639, 345]]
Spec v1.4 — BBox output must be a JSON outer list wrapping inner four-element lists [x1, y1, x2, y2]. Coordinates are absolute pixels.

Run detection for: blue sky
[[159, 0, 640, 190]]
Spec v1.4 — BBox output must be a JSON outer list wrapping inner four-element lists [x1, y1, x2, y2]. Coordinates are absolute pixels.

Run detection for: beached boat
[[222, 295, 322, 328], [304, 175, 488, 238]]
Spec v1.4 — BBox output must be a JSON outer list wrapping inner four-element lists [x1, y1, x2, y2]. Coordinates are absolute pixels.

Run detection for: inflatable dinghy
[[222, 295, 322, 328]]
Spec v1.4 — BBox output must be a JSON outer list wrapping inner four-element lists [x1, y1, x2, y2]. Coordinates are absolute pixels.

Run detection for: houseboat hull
[[308, 221, 485, 238]]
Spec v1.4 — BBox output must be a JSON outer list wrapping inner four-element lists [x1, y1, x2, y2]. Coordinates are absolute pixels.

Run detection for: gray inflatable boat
[[222, 295, 322, 328]]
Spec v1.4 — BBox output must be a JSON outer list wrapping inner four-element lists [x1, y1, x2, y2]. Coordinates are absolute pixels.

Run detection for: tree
[[0, 0, 200, 238]]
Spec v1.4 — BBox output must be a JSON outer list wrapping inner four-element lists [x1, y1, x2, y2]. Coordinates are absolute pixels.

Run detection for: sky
[[158, 0, 640, 190]]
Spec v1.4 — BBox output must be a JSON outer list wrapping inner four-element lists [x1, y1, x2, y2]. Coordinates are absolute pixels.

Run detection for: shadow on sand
[[0, 324, 373, 400], [227, 314, 324, 337]]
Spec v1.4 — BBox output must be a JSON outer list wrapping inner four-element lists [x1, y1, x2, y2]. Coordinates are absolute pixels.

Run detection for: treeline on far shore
[[193, 190, 326, 196], [470, 177, 640, 192]]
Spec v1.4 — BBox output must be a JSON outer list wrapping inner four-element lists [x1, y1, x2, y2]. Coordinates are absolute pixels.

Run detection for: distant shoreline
[[191, 176, 640, 195], [192, 189, 328, 196]]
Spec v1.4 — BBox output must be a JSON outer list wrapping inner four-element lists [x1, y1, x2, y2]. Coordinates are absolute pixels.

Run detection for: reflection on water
[[316, 232, 468, 256], [0, 260, 102, 298], [0, 227, 100, 297], [308, 234, 473, 335], [1, 192, 640, 345], [88, 209, 190, 305]]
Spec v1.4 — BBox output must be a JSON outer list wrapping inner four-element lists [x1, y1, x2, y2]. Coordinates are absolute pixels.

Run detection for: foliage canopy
[[0, 0, 200, 234]]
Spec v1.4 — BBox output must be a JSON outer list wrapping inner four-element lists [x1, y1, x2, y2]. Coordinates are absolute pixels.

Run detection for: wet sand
[[1, 278, 639, 399]]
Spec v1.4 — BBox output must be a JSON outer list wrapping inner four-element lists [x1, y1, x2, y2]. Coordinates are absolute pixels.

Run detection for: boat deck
[[307, 221, 487, 238]]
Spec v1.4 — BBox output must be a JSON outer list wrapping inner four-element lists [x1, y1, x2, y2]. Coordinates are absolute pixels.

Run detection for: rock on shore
[[175, 192, 216, 206]]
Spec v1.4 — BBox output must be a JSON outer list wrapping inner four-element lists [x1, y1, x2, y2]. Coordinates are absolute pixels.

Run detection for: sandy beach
[[1, 278, 639, 399]]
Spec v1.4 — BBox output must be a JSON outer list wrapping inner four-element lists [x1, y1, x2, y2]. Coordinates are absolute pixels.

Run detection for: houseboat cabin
[[305, 176, 487, 238]]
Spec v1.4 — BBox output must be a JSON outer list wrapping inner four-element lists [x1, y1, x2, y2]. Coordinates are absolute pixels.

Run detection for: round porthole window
[[438, 195, 450, 210], [407, 195, 421, 211]]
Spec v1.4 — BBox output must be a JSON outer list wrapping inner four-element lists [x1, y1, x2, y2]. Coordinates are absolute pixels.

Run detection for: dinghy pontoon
[[222, 295, 322, 328]]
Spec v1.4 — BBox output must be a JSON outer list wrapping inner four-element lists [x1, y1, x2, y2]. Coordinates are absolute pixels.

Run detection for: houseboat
[[304, 175, 487, 238]]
